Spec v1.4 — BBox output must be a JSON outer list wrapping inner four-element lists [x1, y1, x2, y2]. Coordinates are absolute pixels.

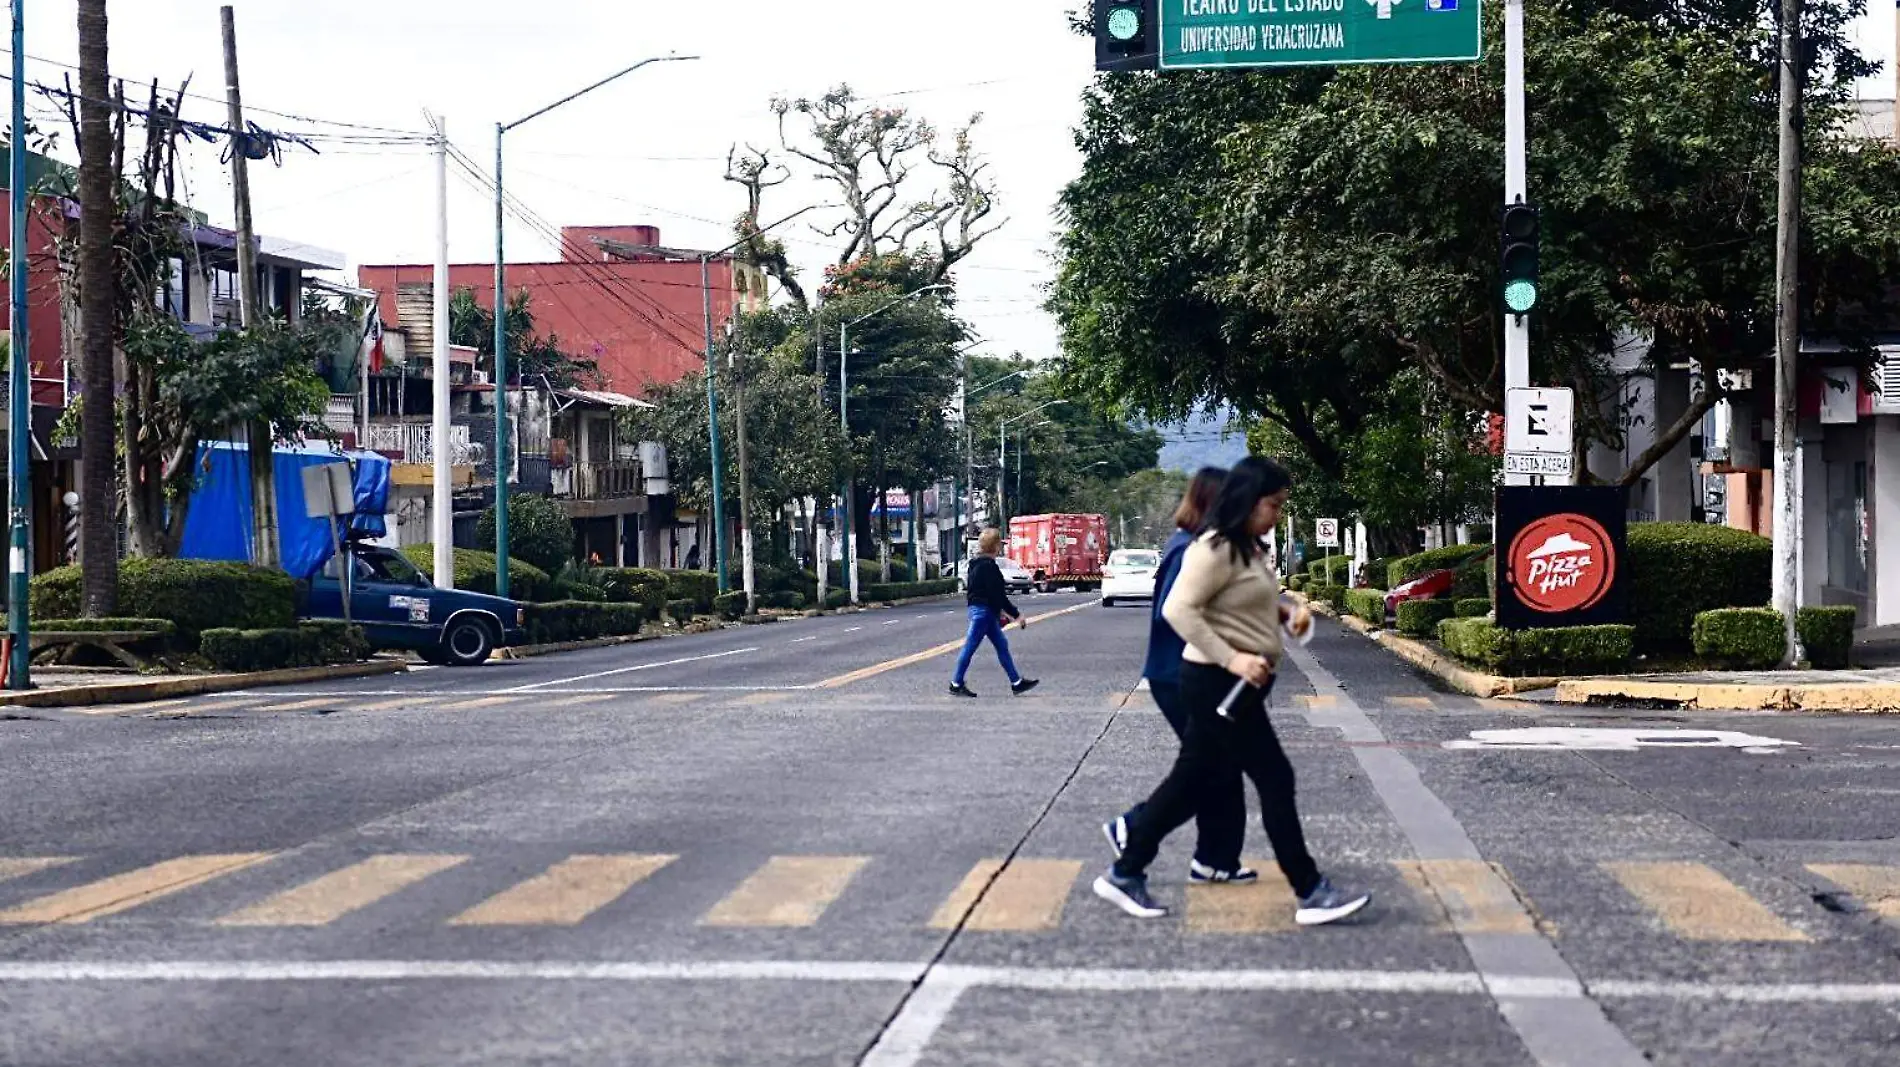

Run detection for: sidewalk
[[0, 660, 407, 710], [1554, 667, 1900, 712]]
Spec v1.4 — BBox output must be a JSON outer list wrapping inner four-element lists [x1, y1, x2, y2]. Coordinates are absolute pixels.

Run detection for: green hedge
[[1286, 574, 1308, 593], [1305, 555, 1351, 585], [34, 617, 176, 636], [762, 590, 808, 611], [1692, 607, 1785, 670], [1438, 617, 1635, 676], [32, 558, 295, 649], [713, 590, 747, 620], [595, 568, 670, 618], [666, 598, 698, 626], [1626, 523, 1770, 653], [1361, 556, 1404, 590], [1388, 544, 1492, 589], [666, 570, 720, 614], [823, 588, 849, 610], [401, 545, 551, 602], [1342, 588, 1387, 622], [1455, 598, 1492, 618], [861, 579, 958, 603], [1397, 599, 1457, 638], [200, 622, 366, 673], [524, 601, 644, 644], [1798, 605, 1857, 669], [1307, 583, 1346, 607]]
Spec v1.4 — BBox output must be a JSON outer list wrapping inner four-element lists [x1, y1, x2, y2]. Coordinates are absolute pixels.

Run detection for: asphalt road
[[2, 591, 1899, 1066]]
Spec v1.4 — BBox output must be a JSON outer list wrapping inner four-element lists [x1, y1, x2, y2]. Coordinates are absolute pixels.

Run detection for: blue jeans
[[952, 606, 1020, 686]]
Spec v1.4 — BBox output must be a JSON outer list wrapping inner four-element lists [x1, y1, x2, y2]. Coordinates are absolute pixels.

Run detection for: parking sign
[[1316, 519, 1340, 548]]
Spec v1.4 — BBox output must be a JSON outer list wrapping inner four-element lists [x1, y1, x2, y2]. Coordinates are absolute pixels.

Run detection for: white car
[[1101, 549, 1162, 607], [958, 556, 1036, 595]]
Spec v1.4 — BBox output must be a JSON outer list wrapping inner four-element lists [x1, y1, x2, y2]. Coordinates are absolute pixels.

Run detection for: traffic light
[[1095, 0, 1158, 72], [1500, 203, 1540, 315]]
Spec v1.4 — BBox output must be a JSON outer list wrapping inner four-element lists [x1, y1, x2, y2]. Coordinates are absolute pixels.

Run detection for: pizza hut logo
[[1507, 513, 1615, 614]]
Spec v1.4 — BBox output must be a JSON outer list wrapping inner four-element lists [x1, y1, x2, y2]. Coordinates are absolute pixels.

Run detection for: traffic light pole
[[1502, 0, 1531, 488]]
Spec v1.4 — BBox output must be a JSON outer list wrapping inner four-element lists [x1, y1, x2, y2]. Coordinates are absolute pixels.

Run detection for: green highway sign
[[1158, 0, 1482, 70]]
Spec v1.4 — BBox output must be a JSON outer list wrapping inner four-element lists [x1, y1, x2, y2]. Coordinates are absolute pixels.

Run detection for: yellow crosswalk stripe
[[440, 696, 521, 711], [548, 695, 617, 708], [1477, 698, 1534, 712], [450, 854, 674, 926], [1605, 861, 1809, 942], [651, 693, 704, 705], [0, 854, 274, 924], [1291, 694, 1338, 710], [217, 854, 468, 926], [738, 692, 791, 706], [258, 698, 339, 712], [1386, 697, 1436, 710], [1186, 862, 1297, 934], [0, 858, 74, 884], [701, 856, 868, 927], [1395, 859, 1536, 935], [930, 859, 1083, 932], [1807, 864, 1900, 920]]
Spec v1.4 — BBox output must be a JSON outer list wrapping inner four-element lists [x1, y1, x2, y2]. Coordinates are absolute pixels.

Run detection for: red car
[[1382, 548, 1494, 623]]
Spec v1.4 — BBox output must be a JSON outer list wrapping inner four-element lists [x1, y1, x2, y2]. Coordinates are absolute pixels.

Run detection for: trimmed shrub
[[199, 623, 364, 673], [823, 588, 849, 610], [762, 590, 808, 611], [596, 568, 670, 618], [401, 545, 551, 602], [1388, 544, 1492, 589], [475, 493, 573, 575], [1359, 556, 1403, 589], [665, 570, 720, 614], [1692, 607, 1785, 670], [1626, 523, 1771, 653], [1455, 598, 1493, 618], [713, 591, 747, 620], [1397, 599, 1457, 638], [862, 579, 959, 603], [1342, 588, 1388, 622], [1307, 583, 1346, 607], [665, 599, 698, 626], [524, 601, 644, 644], [1798, 605, 1857, 670], [34, 618, 176, 637], [1306, 555, 1351, 585], [1439, 617, 1635, 676], [32, 558, 295, 649], [300, 620, 370, 663], [1286, 574, 1308, 593]]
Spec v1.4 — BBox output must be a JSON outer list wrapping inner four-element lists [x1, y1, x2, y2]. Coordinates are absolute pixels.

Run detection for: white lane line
[[501, 647, 759, 693], [861, 970, 978, 1067], [791, 636, 818, 644], [0, 961, 1891, 1006], [842, 626, 863, 633], [882, 620, 900, 626]]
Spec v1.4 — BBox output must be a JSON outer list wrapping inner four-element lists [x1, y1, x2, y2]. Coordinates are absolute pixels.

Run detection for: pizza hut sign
[[1496, 486, 1627, 629]]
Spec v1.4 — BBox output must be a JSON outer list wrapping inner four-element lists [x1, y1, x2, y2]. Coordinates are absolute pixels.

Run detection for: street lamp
[[839, 283, 951, 605], [956, 364, 1027, 573], [492, 53, 697, 599], [997, 400, 1064, 526]]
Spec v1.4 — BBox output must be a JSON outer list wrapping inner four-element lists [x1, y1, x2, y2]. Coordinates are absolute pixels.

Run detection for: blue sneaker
[[1188, 859, 1259, 884], [1102, 815, 1128, 858], [1093, 870, 1168, 919], [1295, 876, 1370, 926]]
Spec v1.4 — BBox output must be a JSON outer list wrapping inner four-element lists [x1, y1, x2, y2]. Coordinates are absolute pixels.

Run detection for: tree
[[476, 492, 572, 575], [1064, 468, 1188, 550], [965, 354, 1164, 520], [447, 287, 600, 390], [74, 0, 117, 613]]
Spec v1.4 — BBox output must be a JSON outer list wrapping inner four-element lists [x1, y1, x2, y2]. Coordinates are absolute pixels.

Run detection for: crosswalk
[[0, 850, 1891, 942]]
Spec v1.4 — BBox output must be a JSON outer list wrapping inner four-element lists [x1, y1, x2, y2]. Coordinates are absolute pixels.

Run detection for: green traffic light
[[1504, 279, 1537, 313], [1108, 7, 1141, 40]]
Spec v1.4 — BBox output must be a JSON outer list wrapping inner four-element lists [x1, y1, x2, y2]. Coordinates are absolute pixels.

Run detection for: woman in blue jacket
[[1102, 468, 1251, 883]]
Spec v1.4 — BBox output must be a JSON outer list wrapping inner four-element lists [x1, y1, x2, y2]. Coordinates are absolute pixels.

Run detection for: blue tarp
[[349, 452, 391, 541], [180, 442, 388, 580]]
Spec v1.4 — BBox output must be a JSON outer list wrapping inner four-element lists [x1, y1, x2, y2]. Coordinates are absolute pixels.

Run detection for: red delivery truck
[[1007, 513, 1111, 591]]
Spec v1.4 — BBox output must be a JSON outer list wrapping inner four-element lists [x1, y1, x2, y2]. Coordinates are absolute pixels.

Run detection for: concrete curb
[[496, 634, 654, 659], [1553, 677, 1900, 713], [0, 659, 408, 709]]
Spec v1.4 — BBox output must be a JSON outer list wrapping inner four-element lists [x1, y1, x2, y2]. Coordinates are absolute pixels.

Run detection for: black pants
[[1113, 661, 1322, 898], [1121, 680, 1245, 870]]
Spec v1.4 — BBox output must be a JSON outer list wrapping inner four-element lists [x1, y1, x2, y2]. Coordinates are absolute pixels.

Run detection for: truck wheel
[[1102, 596, 1116, 607], [440, 618, 495, 667]]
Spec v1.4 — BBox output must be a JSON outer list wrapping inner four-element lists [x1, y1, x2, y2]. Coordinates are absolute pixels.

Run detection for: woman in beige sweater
[[1093, 456, 1371, 926]]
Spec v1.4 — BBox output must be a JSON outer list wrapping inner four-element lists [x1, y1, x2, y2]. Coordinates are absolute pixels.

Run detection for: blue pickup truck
[[301, 545, 526, 666]]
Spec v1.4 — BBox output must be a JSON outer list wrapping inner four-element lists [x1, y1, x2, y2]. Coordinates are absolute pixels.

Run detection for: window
[[360, 550, 425, 586]]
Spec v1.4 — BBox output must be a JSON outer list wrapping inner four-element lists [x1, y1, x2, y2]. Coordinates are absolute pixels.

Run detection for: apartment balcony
[[552, 461, 641, 501], [365, 419, 482, 467]]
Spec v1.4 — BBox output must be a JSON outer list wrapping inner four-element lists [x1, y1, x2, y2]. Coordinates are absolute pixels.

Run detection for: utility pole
[[734, 335, 755, 614], [8, 0, 32, 687], [430, 113, 453, 588], [1771, 0, 1804, 665], [1501, 0, 1531, 487], [492, 123, 511, 599], [221, 6, 278, 568]]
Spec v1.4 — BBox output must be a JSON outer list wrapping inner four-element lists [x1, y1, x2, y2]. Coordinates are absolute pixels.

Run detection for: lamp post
[[839, 283, 950, 605], [997, 400, 1064, 528], [957, 365, 1026, 575], [7, 0, 30, 689], [492, 53, 697, 598]]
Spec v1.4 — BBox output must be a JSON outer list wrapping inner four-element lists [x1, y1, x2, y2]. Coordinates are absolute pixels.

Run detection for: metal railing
[[365, 420, 480, 466]]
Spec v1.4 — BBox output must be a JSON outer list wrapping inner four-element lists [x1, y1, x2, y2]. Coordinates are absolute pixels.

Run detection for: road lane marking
[[929, 859, 1082, 932], [1186, 863, 1297, 934], [0, 854, 274, 924], [439, 696, 521, 711], [450, 855, 675, 926], [1806, 864, 1900, 919], [502, 647, 758, 693], [651, 692, 704, 705], [737, 692, 791, 706], [1395, 859, 1537, 935], [350, 698, 417, 713], [1292, 694, 1337, 709], [218, 855, 467, 926], [818, 600, 1099, 689], [1603, 862, 1809, 942], [843, 627, 863, 633], [882, 620, 900, 626], [701, 856, 868, 928], [548, 694, 618, 708], [791, 636, 818, 644], [0, 858, 74, 884], [257, 698, 340, 712], [1387, 696, 1436, 710]]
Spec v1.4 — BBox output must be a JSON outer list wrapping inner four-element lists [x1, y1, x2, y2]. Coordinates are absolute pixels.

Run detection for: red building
[[358, 225, 752, 395]]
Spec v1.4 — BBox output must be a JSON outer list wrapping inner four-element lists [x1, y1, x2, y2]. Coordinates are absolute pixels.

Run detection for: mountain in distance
[[1154, 406, 1250, 473]]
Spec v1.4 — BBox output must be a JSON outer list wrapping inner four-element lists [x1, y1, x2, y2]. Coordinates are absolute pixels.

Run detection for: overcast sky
[[6, 1, 1895, 368]]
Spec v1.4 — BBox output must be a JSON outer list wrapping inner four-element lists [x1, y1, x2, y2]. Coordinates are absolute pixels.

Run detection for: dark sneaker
[[948, 683, 979, 699], [1295, 876, 1371, 926], [1092, 870, 1168, 919], [1102, 815, 1128, 858], [1188, 859, 1259, 885], [1010, 678, 1041, 696]]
